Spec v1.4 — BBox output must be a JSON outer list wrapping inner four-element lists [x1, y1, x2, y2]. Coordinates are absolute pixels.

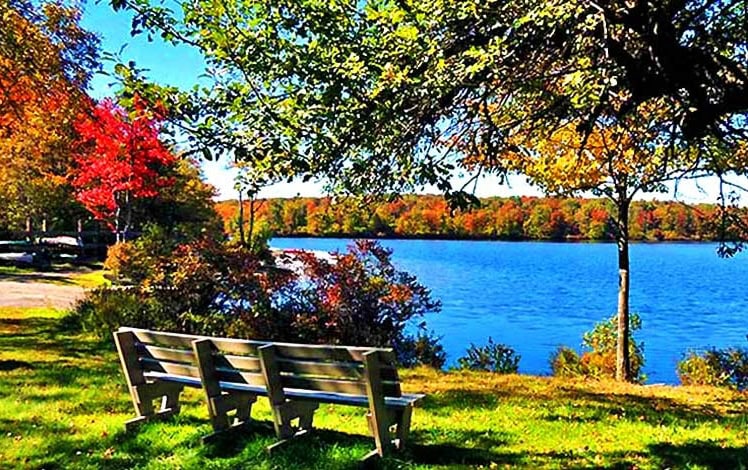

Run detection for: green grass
[[68, 270, 111, 288], [2, 307, 748, 469], [0, 265, 36, 276]]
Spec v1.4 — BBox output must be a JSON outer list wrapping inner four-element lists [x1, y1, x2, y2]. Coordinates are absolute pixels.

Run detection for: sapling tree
[[497, 98, 706, 381]]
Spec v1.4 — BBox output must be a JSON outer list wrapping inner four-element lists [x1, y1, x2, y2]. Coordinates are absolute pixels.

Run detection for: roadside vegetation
[[2, 306, 748, 469]]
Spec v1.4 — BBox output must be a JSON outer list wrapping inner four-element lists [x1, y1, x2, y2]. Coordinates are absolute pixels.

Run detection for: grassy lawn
[[1, 307, 748, 469]]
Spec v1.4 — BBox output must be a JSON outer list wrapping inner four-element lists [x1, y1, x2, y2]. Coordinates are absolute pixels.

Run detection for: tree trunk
[[237, 189, 246, 247], [115, 203, 122, 244], [248, 192, 256, 251], [616, 197, 631, 382], [124, 189, 132, 242]]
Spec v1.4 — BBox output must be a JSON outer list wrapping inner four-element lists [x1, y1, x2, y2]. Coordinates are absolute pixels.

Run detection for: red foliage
[[71, 97, 175, 226]]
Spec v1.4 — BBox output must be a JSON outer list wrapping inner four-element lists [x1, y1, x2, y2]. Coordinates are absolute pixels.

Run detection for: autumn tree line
[[215, 195, 741, 242], [0, 1, 220, 240]]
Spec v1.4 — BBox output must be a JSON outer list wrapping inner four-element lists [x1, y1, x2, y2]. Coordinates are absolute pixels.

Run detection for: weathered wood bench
[[114, 327, 424, 458], [113, 328, 264, 435]]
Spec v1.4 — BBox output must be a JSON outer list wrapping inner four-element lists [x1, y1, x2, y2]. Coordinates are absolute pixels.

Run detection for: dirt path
[[0, 272, 86, 309]]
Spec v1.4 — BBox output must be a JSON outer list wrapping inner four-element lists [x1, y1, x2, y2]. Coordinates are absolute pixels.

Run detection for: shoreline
[[270, 233, 726, 244]]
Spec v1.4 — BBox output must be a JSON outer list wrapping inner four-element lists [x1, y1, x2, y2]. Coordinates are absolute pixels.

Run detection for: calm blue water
[[270, 238, 748, 384]]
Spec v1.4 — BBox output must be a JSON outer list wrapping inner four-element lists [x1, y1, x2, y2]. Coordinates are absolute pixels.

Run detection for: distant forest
[[214, 195, 744, 242]]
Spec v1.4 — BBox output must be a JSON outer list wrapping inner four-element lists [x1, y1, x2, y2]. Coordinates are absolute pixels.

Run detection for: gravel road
[[0, 272, 86, 309]]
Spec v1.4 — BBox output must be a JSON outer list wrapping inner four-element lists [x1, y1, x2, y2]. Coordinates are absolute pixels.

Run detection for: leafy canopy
[[112, 0, 748, 204], [497, 99, 707, 202]]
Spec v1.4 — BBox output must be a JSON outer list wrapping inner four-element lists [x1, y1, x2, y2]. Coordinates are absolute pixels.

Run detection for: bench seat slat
[[143, 373, 423, 408], [144, 372, 203, 388], [282, 389, 423, 408]]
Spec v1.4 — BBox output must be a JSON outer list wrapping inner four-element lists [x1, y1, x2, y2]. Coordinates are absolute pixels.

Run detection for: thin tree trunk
[[616, 197, 631, 382], [238, 189, 246, 247], [248, 192, 256, 251], [124, 189, 132, 241], [115, 198, 122, 244], [114, 206, 122, 243]]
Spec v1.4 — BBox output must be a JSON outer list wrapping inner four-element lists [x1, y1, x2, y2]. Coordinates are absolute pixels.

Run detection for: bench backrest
[[225, 341, 402, 398], [117, 327, 268, 387], [116, 328, 200, 384], [117, 327, 403, 399]]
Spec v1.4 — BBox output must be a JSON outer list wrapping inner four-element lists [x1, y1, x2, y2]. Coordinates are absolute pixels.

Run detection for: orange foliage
[[213, 195, 729, 242]]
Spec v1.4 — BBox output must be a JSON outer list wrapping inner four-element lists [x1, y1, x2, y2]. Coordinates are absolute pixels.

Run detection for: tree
[[137, 157, 223, 239], [501, 99, 704, 381], [110, 0, 748, 207], [0, 0, 98, 230], [72, 97, 175, 240], [232, 162, 277, 250]]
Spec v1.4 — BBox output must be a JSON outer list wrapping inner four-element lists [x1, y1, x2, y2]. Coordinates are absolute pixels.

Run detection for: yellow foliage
[[468, 98, 703, 200], [0, 2, 92, 226]]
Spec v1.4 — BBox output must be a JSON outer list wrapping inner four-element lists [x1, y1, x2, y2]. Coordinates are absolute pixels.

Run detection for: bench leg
[[234, 395, 254, 426], [125, 382, 184, 432], [364, 406, 412, 459], [265, 401, 319, 452], [202, 392, 258, 442], [297, 404, 315, 431], [394, 406, 413, 450], [161, 385, 183, 416], [365, 409, 395, 458]]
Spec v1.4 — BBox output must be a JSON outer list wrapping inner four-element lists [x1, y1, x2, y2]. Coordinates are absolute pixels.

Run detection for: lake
[[270, 238, 748, 384]]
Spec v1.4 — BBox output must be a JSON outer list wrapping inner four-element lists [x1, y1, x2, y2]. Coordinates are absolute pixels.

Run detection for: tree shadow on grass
[[557, 389, 748, 427], [0, 272, 77, 285], [648, 440, 748, 469], [202, 422, 519, 469], [0, 315, 113, 361], [0, 359, 34, 371], [376, 427, 517, 468]]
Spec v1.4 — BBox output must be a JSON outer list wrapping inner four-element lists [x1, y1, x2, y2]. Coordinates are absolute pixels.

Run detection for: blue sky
[[79, 1, 733, 204]]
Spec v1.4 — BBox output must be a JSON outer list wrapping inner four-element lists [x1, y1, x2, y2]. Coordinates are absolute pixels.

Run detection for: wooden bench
[[113, 328, 264, 435], [114, 327, 424, 459]]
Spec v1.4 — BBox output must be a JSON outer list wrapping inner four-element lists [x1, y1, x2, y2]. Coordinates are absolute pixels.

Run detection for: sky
[[79, 1, 738, 205]]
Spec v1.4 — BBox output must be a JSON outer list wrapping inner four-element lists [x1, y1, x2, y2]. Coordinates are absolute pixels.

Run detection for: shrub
[[103, 242, 135, 281], [550, 313, 645, 382], [550, 346, 585, 378], [66, 287, 167, 340], [397, 328, 447, 369], [457, 337, 520, 373], [678, 347, 748, 390], [109, 224, 184, 284], [228, 240, 443, 366], [73, 238, 445, 367]]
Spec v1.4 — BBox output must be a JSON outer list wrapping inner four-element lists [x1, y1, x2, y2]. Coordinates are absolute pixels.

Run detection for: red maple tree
[[72, 97, 175, 237]]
